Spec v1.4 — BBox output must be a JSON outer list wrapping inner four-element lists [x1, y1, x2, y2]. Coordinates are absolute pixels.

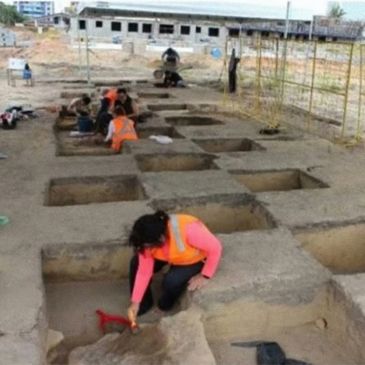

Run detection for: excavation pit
[[43, 243, 132, 356], [152, 195, 277, 233], [45, 284, 364, 365], [55, 117, 76, 131], [42, 243, 166, 363], [46, 175, 147, 206], [136, 153, 218, 172], [60, 91, 94, 99], [257, 135, 300, 141], [42, 241, 365, 365], [231, 169, 329, 192], [165, 115, 224, 126], [137, 126, 184, 139], [138, 92, 170, 99], [147, 103, 187, 111], [206, 290, 364, 365], [294, 222, 365, 274], [55, 132, 115, 156], [193, 138, 264, 153], [46, 279, 130, 363]]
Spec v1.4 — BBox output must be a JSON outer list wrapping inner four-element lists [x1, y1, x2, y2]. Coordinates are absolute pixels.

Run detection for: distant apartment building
[[13, 1, 54, 18]]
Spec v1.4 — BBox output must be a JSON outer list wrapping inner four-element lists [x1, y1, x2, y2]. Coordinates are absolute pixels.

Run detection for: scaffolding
[[222, 35, 365, 143]]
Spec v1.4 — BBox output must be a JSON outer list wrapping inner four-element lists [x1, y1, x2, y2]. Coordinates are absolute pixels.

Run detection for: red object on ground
[[96, 309, 132, 334]]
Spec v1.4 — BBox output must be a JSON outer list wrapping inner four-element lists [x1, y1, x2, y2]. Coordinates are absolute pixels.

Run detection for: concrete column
[[121, 20, 128, 40]]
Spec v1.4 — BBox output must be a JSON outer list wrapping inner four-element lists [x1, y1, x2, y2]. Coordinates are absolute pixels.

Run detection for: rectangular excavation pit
[[138, 92, 170, 99], [152, 195, 277, 233], [42, 243, 133, 363], [137, 126, 184, 139], [60, 91, 94, 99], [43, 248, 365, 365], [231, 169, 329, 192], [193, 138, 265, 153], [165, 115, 224, 126], [55, 132, 115, 157], [136, 153, 218, 172], [294, 222, 365, 274], [205, 286, 365, 365], [147, 103, 187, 111], [46, 175, 147, 206]]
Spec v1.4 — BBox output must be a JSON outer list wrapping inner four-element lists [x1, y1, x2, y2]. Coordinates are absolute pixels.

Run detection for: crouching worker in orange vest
[[104, 106, 138, 153], [127, 210, 223, 318]]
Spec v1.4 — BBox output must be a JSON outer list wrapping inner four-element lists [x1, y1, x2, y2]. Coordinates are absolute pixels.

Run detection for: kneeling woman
[[104, 106, 138, 152], [128, 211, 222, 318]]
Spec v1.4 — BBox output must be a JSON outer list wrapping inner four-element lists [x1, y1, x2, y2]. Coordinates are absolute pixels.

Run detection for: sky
[[3, 0, 327, 14], [2, 0, 365, 19]]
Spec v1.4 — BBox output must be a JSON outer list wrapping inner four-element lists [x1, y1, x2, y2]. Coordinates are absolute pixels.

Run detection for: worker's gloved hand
[[187, 274, 209, 291], [128, 302, 140, 322]]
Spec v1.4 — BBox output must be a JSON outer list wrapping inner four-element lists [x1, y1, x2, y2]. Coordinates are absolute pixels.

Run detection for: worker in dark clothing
[[163, 71, 186, 88], [95, 90, 113, 135], [228, 48, 240, 93], [161, 47, 180, 67], [115, 88, 139, 124]]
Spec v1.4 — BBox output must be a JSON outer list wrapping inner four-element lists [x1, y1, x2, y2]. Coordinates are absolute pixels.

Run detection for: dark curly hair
[[81, 94, 91, 105], [129, 210, 169, 252]]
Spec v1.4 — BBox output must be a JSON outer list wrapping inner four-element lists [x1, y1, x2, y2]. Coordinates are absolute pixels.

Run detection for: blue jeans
[[129, 255, 204, 315], [23, 70, 32, 80], [77, 116, 94, 132]]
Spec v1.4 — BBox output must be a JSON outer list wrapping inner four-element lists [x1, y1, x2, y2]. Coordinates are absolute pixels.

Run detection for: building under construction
[[69, 2, 364, 48]]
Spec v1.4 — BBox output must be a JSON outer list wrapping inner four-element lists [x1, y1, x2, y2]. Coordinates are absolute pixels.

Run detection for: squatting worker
[[67, 94, 93, 132], [161, 47, 180, 67], [115, 88, 140, 124], [104, 105, 137, 152], [128, 210, 222, 318]]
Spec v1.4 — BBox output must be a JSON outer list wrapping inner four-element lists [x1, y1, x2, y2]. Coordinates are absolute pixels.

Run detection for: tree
[[0, 2, 25, 26], [328, 2, 346, 19], [65, 5, 77, 15]]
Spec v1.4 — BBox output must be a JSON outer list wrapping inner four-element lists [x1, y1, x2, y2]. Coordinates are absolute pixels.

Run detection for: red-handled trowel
[[96, 309, 140, 335]]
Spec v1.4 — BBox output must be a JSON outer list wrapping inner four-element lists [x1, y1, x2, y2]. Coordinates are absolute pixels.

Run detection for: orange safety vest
[[111, 116, 138, 152], [150, 214, 207, 265]]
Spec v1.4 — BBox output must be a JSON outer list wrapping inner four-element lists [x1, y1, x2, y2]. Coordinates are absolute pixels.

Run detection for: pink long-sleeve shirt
[[131, 221, 222, 304]]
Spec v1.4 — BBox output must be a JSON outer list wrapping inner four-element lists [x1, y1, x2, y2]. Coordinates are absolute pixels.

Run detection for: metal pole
[[77, 15, 82, 74], [275, 38, 279, 78], [221, 36, 229, 107], [356, 45, 363, 140], [309, 17, 314, 41], [255, 35, 262, 115], [341, 42, 355, 139], [85, 22, 91, 85], [280, 1, 291, 106], [284, 1, 291, 40], [307, 41, 317, 130], [237, 26, 243, 104]]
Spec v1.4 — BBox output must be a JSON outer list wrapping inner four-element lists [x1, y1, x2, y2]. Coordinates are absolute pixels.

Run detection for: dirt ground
[[2, 27, 365, 365], [0, 27, 223, 94]]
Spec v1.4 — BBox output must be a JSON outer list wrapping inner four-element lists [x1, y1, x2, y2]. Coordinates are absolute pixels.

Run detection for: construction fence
[[222, 35, 365, 143]]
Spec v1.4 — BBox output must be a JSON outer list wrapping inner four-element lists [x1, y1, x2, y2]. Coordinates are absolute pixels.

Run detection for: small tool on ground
[[231, 341, 311, 365]]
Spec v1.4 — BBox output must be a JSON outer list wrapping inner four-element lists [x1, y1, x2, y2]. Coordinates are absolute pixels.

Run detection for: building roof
[[34, 12, 71, 20], [77, 1, 316, 22]]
